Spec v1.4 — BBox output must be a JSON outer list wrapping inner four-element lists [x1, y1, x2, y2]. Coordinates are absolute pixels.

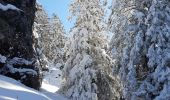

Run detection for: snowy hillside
[[0, 75, 68, 100]]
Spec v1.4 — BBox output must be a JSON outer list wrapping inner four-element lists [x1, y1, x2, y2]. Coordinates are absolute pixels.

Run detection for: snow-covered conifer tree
[[108, 0, 149, 98], [48, 14, 65, 65], [109, 0, 148, 98], [60, 0, 122, 100], [134, 0, 170, 99], [33, 3, 50, 69], [109, 0, 170, 99], [34, 4, 65, 68], [34, 4, 66, 87]]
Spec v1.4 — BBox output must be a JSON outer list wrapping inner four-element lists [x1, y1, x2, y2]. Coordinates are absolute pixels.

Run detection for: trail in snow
[[40, 82, 68, 100], [40, 64, 69, 100]]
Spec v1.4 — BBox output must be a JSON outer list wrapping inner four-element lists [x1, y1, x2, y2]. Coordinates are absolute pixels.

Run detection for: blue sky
[[38, 0, 73, 33]]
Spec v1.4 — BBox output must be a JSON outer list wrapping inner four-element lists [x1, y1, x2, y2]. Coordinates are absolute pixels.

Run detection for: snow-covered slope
[[0, 75, 68, 100]]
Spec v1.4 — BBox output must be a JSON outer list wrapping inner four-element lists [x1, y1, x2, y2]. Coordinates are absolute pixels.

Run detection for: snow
[[0, 3, 21, 11], [9, 57, 33, 65], [33, 25, 39, 38], [0, 54, 6, 63], [40, 64, 70, 100], [1, 57, 39, 75], [40, 82, 69, 100], [0, 75, 69, 100], [0, 75, 50, 100], [12, 68, 37, 75], [42, 64, 63, 88], [41, 82, 59, 93], [2, 64, 38, 76]]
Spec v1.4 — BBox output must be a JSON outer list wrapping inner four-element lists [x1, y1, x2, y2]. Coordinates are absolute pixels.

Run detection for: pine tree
[[33, 3, 50, 70], [48, 14, 65, 65], [60, 0, 121, 100], [109, 0, 148, 98], [34, 4, 66, 68], [109, 0, 146, 98], [108, 0, 130, 75], [109, 0, 170, 99], [134, 0, 170, 99]]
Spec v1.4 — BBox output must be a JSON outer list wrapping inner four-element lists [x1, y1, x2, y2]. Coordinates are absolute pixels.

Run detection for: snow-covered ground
[[40, 63, 69, 100], [0, 75, 69, 100], [42, 64, 63, 88], [40, 81, 68, 100], [41, 82, 68, 100]]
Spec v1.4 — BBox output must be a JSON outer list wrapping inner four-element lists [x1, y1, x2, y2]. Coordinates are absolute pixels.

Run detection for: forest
[[0, 0, 170, 100]]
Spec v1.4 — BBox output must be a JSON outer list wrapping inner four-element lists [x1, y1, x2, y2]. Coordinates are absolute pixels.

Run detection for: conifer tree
[[109, 0, 170, 99], [60, 0, 121, 100], [48, 14, 65, 65], [33, 3, 50, 69], [135, 0, 170, 99], [34, 4, 65, 68]]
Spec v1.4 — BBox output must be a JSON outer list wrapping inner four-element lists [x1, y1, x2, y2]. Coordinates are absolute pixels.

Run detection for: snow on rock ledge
[[0, 54, 6, 63], [9, 57, 33, 66], [0, 3, 21, 11]]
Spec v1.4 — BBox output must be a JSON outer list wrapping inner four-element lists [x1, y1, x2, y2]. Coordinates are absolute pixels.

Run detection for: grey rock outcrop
[[0, 0, 42, 90]]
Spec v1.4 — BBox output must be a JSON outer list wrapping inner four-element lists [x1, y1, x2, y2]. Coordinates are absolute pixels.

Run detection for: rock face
[[0, 0, 35, 58], [0, 0, 42, 90]]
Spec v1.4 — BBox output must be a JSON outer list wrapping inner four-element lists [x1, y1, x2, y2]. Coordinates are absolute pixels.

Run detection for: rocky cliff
[[0, 0, 42, 90]]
